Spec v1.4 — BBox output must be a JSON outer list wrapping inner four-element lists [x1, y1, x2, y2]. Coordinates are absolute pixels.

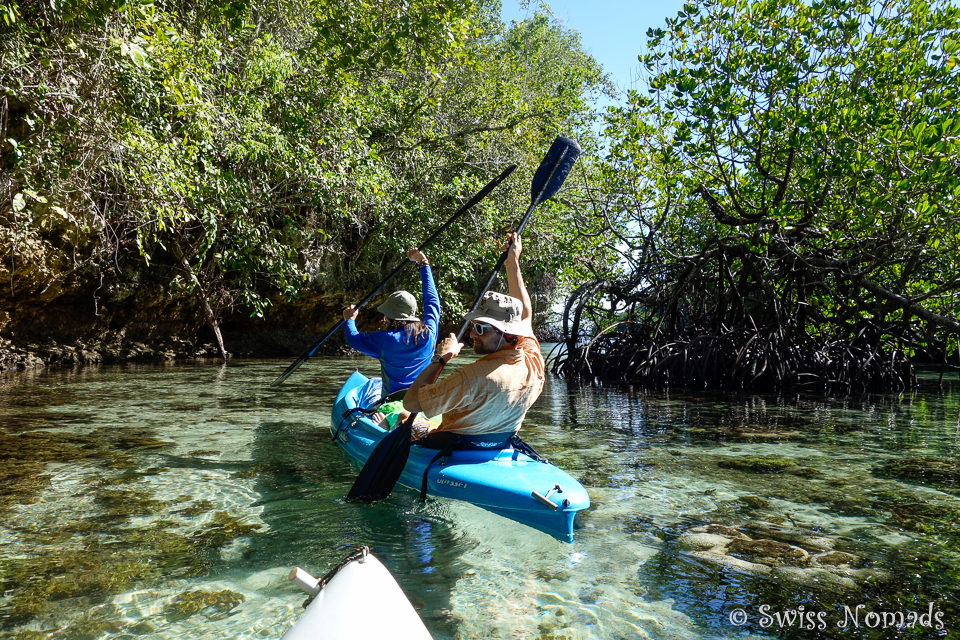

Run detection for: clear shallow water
[[1, 353, 959, 639]]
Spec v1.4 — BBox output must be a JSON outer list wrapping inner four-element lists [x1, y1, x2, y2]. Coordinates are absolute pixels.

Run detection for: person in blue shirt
[[342, 248, 440, 408]]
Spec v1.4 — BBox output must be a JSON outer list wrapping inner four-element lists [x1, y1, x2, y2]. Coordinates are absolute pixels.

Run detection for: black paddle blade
[[530, 136, 581, 205], [346, 420, 413, 503]]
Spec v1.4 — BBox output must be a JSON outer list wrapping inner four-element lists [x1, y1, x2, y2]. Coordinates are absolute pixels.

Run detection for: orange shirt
[[418, 337, 545, 435]]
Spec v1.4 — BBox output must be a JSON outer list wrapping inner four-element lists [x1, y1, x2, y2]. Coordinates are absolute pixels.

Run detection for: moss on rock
[[163, 589, 244, 622], [787, 467, 822, 477], [718, 456, 798, 474], [872, 456, 960, 491], [190, 511, 263, 548], [177, 500, 215, 517], [726, 538, 809, 565], [738, 496, 770, 508]]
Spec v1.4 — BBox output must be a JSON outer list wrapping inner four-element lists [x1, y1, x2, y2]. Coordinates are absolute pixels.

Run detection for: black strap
[[343, 388, 408, 420], [416, 434, 545, 504], [509, 434, 549, 464], [419, 448, 451, 503], [416, 432, 516, 503], [417, 431, 463, 502], [417, 430, 462, 450], [457, 433, 513, 449], [336, 388, 410, 441]]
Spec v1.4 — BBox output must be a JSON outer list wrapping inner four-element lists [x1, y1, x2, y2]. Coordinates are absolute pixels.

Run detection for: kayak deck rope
[[331, 412, 360, 443], [343, 388, 408, 420], [335, 389, 408, 442], [301, 546, 369, 608]]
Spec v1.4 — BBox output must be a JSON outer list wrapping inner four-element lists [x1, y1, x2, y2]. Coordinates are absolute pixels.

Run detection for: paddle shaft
[[394, 147, 572, 489], [312, 164, 517, 352], [408, 143, 573, 423], [455, 146, 572, 341], [271, 164, 517, 386]]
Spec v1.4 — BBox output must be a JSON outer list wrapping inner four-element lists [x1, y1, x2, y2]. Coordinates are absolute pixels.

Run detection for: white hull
[[281, 553, 433, 640]]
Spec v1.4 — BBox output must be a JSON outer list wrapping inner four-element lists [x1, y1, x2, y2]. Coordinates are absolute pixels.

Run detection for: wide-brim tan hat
[[464, 291, 534, 337], [377, 291, 419, 321]]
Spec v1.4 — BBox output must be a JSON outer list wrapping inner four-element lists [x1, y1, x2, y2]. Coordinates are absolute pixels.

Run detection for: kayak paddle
[[270, 164, 517, 387], [347, 136, 581, 503], [455, 136, 581, 341]]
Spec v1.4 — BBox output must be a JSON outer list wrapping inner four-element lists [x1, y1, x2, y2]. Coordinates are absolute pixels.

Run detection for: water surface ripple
[[1, 354, 958, 639]]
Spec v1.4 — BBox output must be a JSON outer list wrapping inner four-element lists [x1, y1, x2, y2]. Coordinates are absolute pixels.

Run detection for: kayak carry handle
[[289, 567, 322, 597], [288, 548, 370, 598], [532, 484, 563, 511]]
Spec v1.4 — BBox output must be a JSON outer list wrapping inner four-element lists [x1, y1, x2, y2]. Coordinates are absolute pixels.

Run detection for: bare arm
[[503, 232, 532, 322], [403, 333, 463, 413]]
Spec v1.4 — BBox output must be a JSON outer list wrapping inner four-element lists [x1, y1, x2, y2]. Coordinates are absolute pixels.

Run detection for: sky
[[499, 0, 687, 104]]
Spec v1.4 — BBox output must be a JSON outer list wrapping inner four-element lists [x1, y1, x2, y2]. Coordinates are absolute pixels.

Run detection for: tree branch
[[381, 110, 552, 154]]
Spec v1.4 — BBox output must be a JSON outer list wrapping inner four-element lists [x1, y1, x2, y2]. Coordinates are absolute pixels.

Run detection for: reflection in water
[[0, 356, 958, 639]]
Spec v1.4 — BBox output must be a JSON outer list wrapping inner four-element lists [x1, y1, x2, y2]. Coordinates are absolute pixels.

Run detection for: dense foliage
[[0, 0, 611, 356], [555, 0, 960, 391], [6, 0, 959, 389]]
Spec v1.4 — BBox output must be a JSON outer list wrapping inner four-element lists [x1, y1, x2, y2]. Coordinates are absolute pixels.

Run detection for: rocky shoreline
[[0, 285, 347, 372], [0, 309, 564, 373], [0, 334, 223, 371]]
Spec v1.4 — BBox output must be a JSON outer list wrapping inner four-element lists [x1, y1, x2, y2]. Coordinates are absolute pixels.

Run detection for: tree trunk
[[173, 243, 228, 361]]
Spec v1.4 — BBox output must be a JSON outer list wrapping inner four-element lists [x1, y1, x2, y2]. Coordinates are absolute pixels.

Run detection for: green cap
[[376, 291, 419, 321]]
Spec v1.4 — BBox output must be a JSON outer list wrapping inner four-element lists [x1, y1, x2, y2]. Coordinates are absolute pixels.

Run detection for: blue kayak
[[331, 371, 590, 542]]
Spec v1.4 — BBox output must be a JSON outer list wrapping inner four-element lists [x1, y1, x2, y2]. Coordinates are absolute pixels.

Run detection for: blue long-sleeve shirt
[[343, 265, 440, 396]]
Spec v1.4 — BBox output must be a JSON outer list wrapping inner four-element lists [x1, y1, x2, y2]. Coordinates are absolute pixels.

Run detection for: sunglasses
[[471, 322, 498, 336]]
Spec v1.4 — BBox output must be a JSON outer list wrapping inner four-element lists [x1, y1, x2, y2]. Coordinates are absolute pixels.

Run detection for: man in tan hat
[[402, 233, 544, 437]]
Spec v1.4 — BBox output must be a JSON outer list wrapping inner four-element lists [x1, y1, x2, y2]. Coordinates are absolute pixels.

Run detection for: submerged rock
[[718, 456, 798, 474], [874, 494, 960, 536], [787, 467, 822, 478], [741, 521, 837, 552], [738, 496, 770, 508], [727, 538, 809, 565], [872, 457, 960, 491], [163, 589, 245, 622], [770, 566, 857, 591], [812, 551, 859, 566], [677, 532, 733, 552], [701, 524, 749, 539], [676, 521, 883, 594]]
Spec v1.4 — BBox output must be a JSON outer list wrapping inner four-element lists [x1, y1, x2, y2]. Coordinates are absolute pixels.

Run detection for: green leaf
[[122, 42, 151, 68]]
